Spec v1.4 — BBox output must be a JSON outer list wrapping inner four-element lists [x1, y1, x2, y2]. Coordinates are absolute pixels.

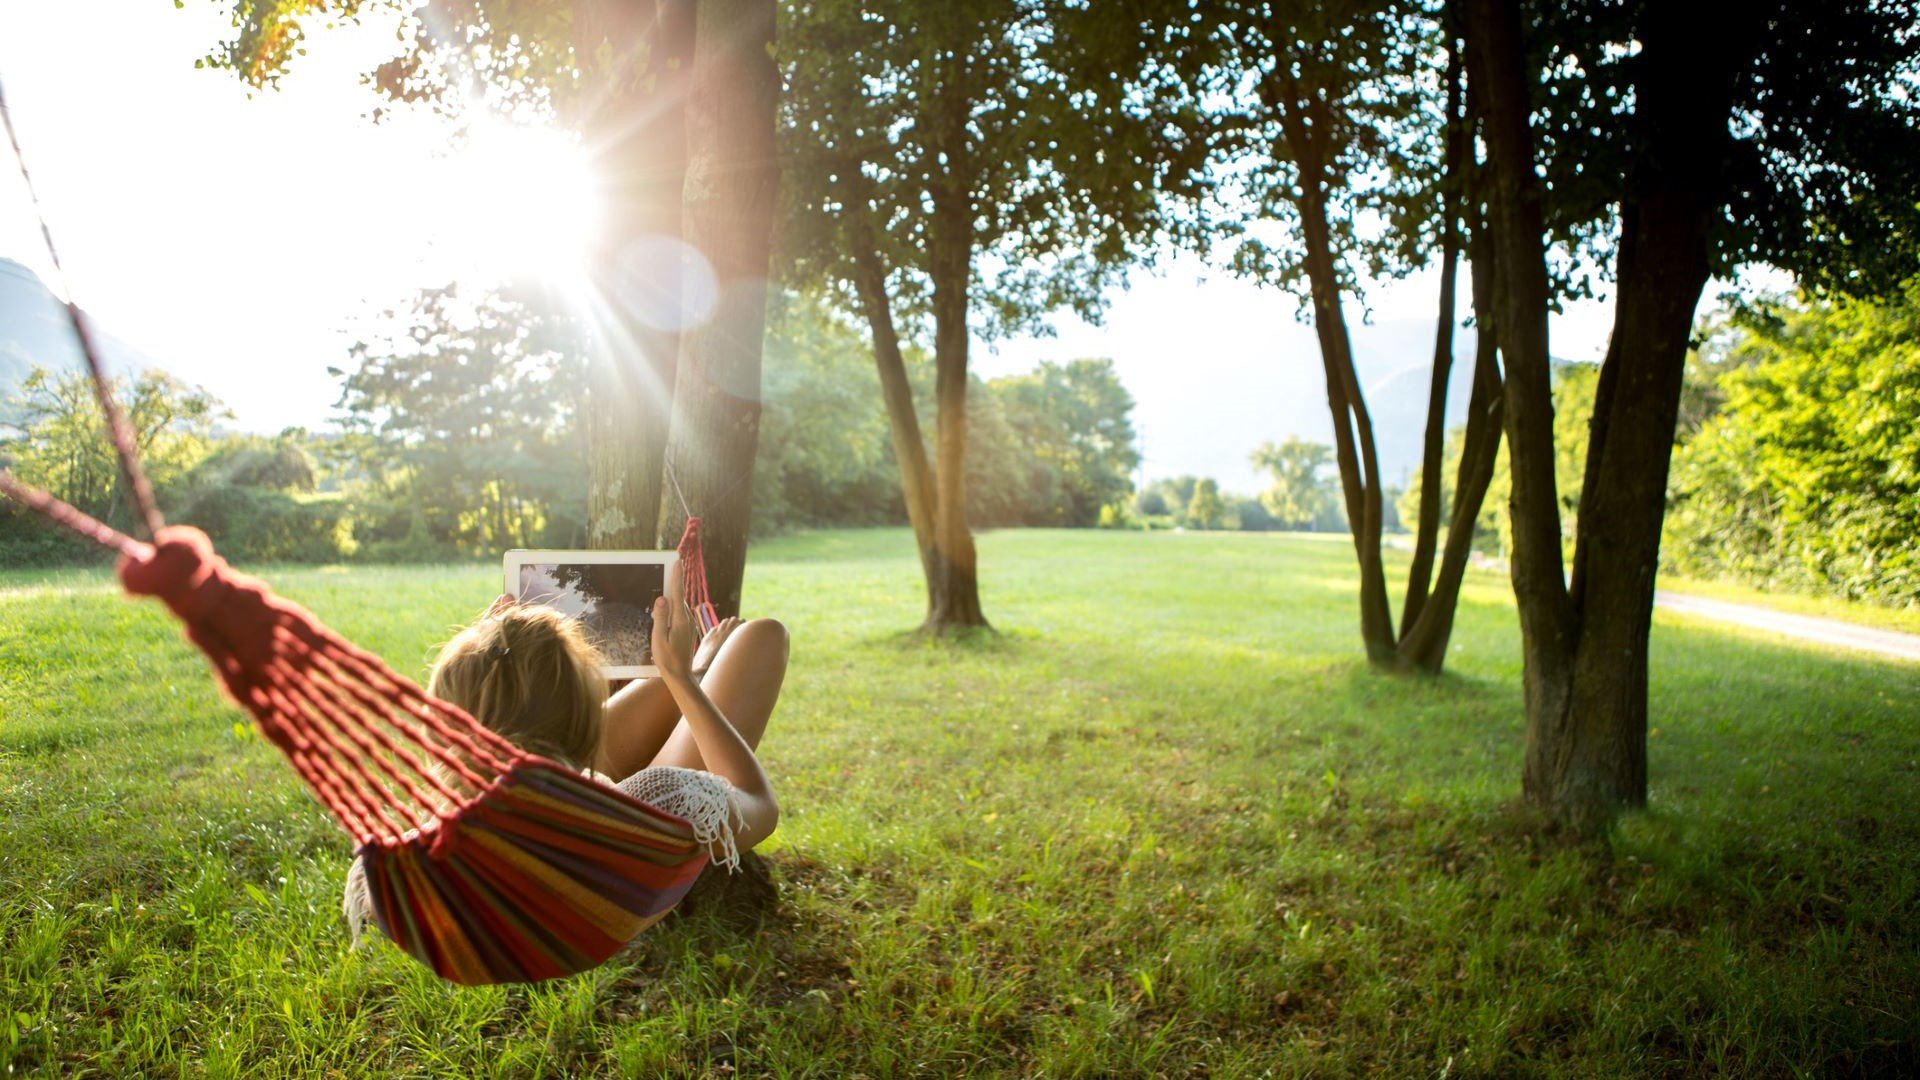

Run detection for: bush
[[0, 504, 114, 568], [183, 487, 357, 563], [1663, 290, 1920, 606]]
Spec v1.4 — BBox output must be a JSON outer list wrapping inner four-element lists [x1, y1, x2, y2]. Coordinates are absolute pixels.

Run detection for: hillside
[[0, 257, 153, 420]]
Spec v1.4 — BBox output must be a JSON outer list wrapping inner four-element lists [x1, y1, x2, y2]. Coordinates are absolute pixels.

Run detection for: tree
[[1462, 0, 1920, 826], [1230, 495, 1278, 532], [778, 0, 1204, 631], [333, 285, 588, 554], [2, 366, 223, 527], [1250, 436, 1334, 530], [988, 359, 1141, 527], [195, 433, 318, 494], [750, 294, 904, 533], [653, 0, 779, 616], [1196, 0, 1504, 672], [754, 299, 1143, 535], [203, 0, 778, 615], [1153, 477, 1204, 520], [1186, 478, 1226, 531]]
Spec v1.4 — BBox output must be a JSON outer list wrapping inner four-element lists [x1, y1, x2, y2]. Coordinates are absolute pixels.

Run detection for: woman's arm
[[650, 592, 780, 852]]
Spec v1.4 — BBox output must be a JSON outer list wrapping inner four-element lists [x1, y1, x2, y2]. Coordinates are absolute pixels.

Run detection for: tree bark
[[1281, 90, 1395, 666], [1464, 0, 1576, 740], [1400, 43, 1465, 639], [1466, 0, 1740, 828], [582, 0, 695, 549], [922, 65, 989, 632], [847, 216, 939, 607], [1546, 4, 1735, 822], [1397, 206, 1503, 671], [655, 0, 780, 619]]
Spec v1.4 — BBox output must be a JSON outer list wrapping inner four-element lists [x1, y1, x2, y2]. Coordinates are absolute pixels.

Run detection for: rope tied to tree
[[664, 449, 741, 634]]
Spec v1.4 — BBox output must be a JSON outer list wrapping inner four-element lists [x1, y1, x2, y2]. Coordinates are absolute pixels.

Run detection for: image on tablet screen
[[516, 562, 665, 668]]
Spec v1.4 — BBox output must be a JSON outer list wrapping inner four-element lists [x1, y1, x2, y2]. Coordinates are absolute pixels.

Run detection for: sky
[[0, 0, 1634, 495]]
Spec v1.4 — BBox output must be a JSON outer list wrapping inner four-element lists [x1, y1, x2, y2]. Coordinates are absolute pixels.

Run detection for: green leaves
[[1251, 436, 1336, 531], [331, 284, 590, 554], [1666, 287, 1920, 604], [2, 366, 225, 531], [1194, 0, 1450, 302], [776, 0, 1205, 339]]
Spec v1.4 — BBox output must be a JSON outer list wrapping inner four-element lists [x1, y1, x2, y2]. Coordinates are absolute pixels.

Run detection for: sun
[[430, 119, 600, 290]]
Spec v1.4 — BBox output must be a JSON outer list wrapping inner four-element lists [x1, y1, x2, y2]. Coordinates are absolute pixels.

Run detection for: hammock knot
[[117, 526, 277, 659], [118, 525, 219, 606]]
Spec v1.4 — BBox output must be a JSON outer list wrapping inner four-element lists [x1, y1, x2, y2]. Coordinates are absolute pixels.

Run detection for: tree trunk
[[924, 200, 988, 630], [1463, 0, 1576, 729], [655, 0, 780, 619], [1466, 0, 1739, 828], [1268, 71, 1395, 666], [582, 0, 695, 549], [1293, 167, 1396, 666], [848, 217, 939, 609], [1400, 43, 1465, 639], [1397, 206, 1503, 671], [922, 69, 988, 633], [1546, 5, 1734, 823]]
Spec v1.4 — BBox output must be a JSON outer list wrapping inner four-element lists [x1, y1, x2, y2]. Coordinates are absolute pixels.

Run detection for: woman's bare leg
[[595, 617, 744, 776], [595, 678, 679, 777], [648, 617, 789, 771]]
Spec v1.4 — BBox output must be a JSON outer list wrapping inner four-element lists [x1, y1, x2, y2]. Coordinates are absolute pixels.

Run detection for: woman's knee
[[733, 617, 790, 662]]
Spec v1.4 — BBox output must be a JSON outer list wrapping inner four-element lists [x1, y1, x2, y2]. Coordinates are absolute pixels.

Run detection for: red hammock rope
[[676, 514, 721, 634]]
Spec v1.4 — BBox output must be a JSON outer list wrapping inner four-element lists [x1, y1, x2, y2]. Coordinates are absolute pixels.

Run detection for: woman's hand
[[651, 579, 698, 684]]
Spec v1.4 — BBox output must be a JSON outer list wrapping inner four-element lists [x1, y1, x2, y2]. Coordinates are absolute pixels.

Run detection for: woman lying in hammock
[[346, 589, 787, 936]]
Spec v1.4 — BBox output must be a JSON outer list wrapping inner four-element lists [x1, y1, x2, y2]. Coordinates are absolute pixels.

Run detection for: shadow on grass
[[865, 622, 1029, 657]]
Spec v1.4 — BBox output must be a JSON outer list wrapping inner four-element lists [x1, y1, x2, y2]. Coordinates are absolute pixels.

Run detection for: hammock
[[4, 482, 726, 984], [0, 88, 731, 985]]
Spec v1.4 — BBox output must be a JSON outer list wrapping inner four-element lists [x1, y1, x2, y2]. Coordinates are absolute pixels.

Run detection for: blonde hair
[[427, 603, 609, 770], [347, 601, 608, 941]]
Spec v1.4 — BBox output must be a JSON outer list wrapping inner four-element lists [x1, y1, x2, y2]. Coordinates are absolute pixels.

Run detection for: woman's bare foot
[[691, 616, 744, 679]]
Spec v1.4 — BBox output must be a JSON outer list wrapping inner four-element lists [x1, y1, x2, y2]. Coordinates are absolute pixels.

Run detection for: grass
[[2, 528, 1916, 1077]]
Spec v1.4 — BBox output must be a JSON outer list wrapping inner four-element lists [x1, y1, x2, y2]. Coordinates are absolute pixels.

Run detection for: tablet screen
[[515, 561, 665, 669]]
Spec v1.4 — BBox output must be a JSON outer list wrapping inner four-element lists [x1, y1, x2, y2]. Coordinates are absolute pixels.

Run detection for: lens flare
[[611, 234, 718, 333]]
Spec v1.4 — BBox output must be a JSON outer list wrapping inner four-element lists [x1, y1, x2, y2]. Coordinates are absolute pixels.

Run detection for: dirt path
[[1654, 590, 1920, 664]]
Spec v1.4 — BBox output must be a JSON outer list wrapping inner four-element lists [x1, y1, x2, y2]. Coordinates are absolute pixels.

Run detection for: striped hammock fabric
[[361, 762, 709, 984]]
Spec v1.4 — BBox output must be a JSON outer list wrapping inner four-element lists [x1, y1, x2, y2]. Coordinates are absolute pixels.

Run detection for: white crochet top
[[591, 765, 746, 872]]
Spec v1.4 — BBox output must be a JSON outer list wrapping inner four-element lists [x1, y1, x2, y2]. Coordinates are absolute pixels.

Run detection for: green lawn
[[2, 529, 1915, 1077]]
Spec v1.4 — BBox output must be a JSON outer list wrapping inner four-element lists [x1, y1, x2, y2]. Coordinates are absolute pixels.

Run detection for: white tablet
[[503, 549, 679, 680]]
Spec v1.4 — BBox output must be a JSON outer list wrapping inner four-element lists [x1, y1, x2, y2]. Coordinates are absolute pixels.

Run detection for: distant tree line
[[0, 292, 1142, 565], [1133, 435, 1377, 536]]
